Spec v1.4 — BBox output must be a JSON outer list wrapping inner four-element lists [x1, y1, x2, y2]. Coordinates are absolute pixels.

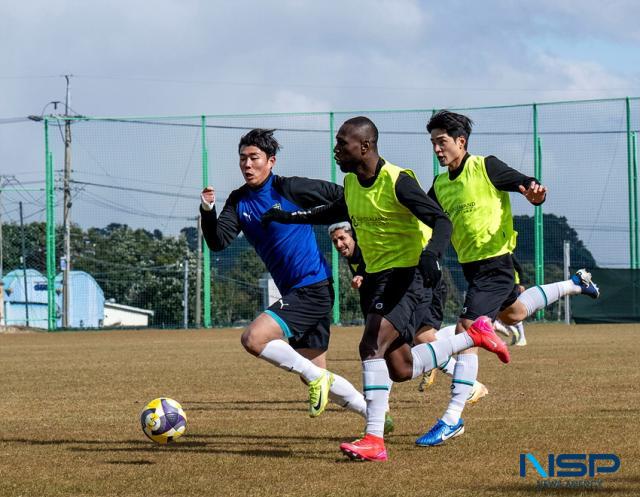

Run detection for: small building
[[258, 272, 282, 309], [1, 269, 50, 329], [103, 301, 154, 327], [55, 271, 105, 328]]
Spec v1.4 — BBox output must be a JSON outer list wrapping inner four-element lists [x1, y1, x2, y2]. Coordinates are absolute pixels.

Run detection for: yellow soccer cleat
[[308, 371, 334, 417], [418, 369, 436, 392], [360, 411, 394, 437], [467, 381, 489, 404], [384, 411, 395, 435]]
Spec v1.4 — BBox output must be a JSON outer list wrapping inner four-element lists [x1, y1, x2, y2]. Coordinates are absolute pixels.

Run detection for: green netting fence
[[18, 97, 640, 329]]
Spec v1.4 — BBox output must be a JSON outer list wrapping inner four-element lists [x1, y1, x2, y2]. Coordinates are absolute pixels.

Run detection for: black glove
[[418, 249, 441, 288], [261, 207, 294, 228]]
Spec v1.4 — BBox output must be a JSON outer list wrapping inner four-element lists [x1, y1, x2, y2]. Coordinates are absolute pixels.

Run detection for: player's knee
[[240, 328, 262, 356], [388, 364, 412, 383], [414, 327, 436, 344], [500, 302, 527, 324]]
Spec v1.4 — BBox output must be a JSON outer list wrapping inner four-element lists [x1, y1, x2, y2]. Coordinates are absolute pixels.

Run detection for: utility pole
[[0, 175, 20, 286], [62, 74, 73, 328], [0, 179, 4, 326], [0, 179, 4, 281], [183, 258, 189, 329], [19, 202, 30, 327], [195, 216, 202, 328]]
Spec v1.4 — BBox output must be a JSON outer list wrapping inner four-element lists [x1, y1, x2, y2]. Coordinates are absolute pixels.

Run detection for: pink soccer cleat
[[340, 433, 388, 462], [466, 316, 511, 364]]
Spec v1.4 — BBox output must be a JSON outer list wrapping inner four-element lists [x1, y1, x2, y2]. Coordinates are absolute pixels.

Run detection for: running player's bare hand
[[519, 181, 546, 204], [201, 186, 216, 211], [351, 275, 363, 289]]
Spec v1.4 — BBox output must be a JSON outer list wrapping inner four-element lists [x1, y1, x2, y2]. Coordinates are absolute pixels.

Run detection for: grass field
[[1, 323, 639, 497]]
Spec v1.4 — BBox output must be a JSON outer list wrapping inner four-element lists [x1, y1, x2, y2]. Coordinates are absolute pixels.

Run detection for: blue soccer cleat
[[415, 418, 465, 447], [571, 269, 600, 299]]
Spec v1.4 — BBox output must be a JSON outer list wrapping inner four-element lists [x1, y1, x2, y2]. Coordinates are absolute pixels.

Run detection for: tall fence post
[[626, 98, 638, 269], [533, 104, 544, 320], [563, 240, 571, 324], [183, 258, 189, 329], [631, 129, 639, 269], [201, 116, 212, 327], [196, 215, 202, 328], [19, 202, 30, 327], [431, 109, 439, 179], [329, 112, 340, 325], [44, 118, 56, 331]]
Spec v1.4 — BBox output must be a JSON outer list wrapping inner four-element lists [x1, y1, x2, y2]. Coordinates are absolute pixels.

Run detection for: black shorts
[[413, 278, 446, 331], [359, 267, 427, 344], [460, 253, 519, 320], [264, 280, 334, 351]]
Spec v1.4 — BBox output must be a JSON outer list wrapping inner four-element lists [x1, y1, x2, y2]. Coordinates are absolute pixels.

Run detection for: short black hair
[[427, 111, 473, 147], [342, 116, 379, 145], [238, 128, 281, 157]]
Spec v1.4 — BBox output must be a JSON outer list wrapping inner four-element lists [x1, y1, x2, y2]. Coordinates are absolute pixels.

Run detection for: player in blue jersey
[[200, 128, 367, 421]]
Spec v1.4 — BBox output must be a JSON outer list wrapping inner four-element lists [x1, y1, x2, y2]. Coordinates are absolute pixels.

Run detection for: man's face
[[330, 228, 356, 258], [239, 145, 275, 187], [430, 128, 466, 168], [334, 125, 362, 173]]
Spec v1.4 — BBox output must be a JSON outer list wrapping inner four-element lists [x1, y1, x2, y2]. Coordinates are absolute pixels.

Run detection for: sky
[[3, 0, 640, 117], [1, 0, 639, 266]]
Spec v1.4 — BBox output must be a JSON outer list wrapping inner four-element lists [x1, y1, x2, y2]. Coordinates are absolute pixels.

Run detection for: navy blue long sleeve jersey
[[200, 174, 342, 295]]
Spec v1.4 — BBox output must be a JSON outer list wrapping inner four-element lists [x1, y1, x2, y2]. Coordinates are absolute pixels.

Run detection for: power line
[[70, 179, 196, 199], [163, 127, 199, 231], [71, 74, 640, 93], [0, 117, 31, 124], [79, 189, 195, 220]]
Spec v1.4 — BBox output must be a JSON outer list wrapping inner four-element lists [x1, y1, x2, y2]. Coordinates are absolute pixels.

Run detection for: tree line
[[1, 214, 596, 327]]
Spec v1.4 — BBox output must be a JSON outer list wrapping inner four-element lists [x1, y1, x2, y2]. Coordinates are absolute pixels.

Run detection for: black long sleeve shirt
[[427, 153, 544, 207], [347, 244, 366, 276], [283, 159, 452, 258]]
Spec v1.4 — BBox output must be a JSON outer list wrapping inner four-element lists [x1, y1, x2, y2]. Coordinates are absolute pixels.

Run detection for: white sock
[[411, 333, 474, 379], [435, 325, 456, 340], [442, 353, 478, 426], [329, 373, 367, 417], [431, 326, 457, 376], [363, 359, 391, 438], [385, 378, 393, 412], [258, 340, 323, 383], [515, 321, 525, 340], [517, 280, 580, 316], [440, 356, 457, 376]]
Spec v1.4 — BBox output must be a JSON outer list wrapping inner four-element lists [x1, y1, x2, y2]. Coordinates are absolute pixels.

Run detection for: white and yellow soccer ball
[[140, 397, 187, 444]]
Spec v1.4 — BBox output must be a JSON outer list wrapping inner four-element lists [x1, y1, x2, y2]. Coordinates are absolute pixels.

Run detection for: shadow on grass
[[106, 460, 155, 465], [0, 438, 146, 445], [186, 399, 306, 412], [69, 446, 333, 459], [0, 436, 342, 460], [184, 398, 424, 412]]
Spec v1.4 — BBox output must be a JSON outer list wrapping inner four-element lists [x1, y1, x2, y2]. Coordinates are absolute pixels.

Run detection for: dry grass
[[0, 323, 639, 497]]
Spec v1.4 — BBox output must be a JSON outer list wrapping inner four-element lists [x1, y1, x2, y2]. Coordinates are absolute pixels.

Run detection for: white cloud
[[269, 90, 330, 113]]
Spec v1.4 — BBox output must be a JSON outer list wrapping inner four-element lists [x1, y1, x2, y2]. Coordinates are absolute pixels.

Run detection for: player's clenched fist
[[201, 186, 216, 211]]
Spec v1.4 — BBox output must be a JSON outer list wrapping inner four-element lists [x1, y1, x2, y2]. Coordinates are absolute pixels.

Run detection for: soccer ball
[[140, 397, 187, 444]]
